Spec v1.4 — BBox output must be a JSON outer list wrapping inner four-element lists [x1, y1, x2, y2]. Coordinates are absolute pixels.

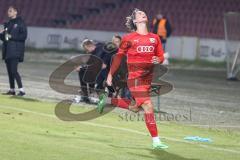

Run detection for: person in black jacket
[[112, 35, 131, 99], [75, 39, 109, 103], [0, 6, 27, 96]]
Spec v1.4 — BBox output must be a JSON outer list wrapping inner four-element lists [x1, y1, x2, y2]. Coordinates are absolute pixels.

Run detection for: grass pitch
[[0, 95, 239, 160]]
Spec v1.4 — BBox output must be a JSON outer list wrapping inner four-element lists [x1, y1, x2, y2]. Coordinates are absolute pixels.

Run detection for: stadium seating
[[0, 0, 239, 39]]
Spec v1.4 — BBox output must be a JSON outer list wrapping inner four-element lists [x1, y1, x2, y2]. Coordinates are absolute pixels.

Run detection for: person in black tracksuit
[[109, 35, 131, 99], [77, 39, 109, 103], [0, 6, 27, 96]]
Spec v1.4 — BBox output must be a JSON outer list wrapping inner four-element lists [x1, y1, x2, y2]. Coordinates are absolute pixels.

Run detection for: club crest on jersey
[[149, 38, 155, 43]]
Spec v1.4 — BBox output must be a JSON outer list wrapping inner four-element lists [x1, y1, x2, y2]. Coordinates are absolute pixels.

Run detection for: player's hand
[[106, 74, 113, 86], [0, 29, 4, 33], [74, 66, 81, 72], [102, 63, 107, 69], [7, 34, 12, 39], [151, 56, 160, 64]]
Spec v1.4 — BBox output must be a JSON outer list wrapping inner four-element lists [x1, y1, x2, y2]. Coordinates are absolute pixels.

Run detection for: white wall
[[0, 25, 227, 62], [26, 26, 125, 49], [166, 37, 226, 62]]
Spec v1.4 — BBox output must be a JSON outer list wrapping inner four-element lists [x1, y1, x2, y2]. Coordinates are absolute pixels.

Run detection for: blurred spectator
[[152, 13, 172, 50]]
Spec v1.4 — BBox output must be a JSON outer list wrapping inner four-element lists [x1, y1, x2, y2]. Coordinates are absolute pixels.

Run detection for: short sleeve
[[117, 36, 131, 56]]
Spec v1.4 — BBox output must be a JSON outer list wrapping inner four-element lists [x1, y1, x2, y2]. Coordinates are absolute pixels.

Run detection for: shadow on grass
[[110, 144, 199, 160], [150, 149, 199, 160], [109, 144, 149, 150], [128, 149, 199, 160], [10, 96, 40, 102]]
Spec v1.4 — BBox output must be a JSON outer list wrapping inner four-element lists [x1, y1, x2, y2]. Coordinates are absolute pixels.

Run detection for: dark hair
[[125, 8, 140, 31], [8, 5, 19, 12], [113, 34, 122, 41]]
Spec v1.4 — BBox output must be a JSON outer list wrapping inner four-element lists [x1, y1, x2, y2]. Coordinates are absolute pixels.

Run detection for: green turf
[[0, 95, 239, 160]]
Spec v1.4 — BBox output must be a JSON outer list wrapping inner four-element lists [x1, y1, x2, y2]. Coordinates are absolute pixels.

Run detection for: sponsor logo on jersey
[[137, 46, 154, 53]]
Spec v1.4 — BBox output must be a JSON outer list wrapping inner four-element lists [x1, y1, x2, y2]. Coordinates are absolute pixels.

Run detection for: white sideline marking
[[0, 105, 240, 154]]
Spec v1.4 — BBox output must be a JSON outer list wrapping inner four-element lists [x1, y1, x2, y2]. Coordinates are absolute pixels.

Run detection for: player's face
[[156, 14, 163, 19], [84, 44, 96, 53], [112, 37, 121, 48], [134, 11, 148, 24], [7, 7, 17, 19]]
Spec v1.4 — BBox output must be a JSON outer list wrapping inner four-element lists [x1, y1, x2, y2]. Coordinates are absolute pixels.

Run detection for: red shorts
[[127, 75, 152, 106], [127, 63, 154, 106]]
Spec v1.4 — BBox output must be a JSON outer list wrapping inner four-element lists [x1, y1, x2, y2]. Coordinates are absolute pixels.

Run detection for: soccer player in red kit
[[97, 8, 168, 149]]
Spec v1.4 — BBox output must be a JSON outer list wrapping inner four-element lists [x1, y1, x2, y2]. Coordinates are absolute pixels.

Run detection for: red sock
[[144, 113, 158, 137], [111, 98, 131, 109]]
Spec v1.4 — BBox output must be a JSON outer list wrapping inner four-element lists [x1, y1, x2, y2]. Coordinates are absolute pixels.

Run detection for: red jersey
[[111, 32, 164, 79], [110, 32, 164, 106], [118, 32, 164, 64]]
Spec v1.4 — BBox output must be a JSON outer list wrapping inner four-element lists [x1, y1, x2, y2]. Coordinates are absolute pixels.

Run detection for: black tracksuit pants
[[78, 69, 94, 98], [5, 58, 23, 89]]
